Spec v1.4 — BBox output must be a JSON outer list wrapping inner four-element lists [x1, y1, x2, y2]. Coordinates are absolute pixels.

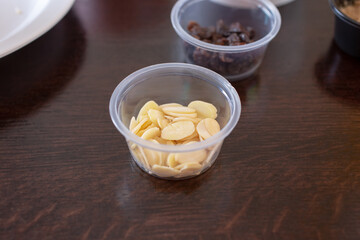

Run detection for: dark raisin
[[216, 20, 230, 37], [187, 21, 200, 32], [239, 33, 250, 43], [206, 26, 216, 39], [215, 37, 229, 46], [193, 48, 211, 64], [229, 22, 244, 33], [197, 27, 210, 40], [186, 20, 258, 77], [227, 33, 240, 45], [246, 27, 255, 40], [219, 53, 234, 63]]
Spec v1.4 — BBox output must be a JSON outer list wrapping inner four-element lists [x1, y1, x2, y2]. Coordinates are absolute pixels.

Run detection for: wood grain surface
[[0, 0, 359, 239]]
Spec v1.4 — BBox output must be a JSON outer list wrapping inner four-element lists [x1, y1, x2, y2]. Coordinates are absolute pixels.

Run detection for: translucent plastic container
[[171, 0, 281, 80], [109, 63, 241, 180], [270, 0, 296, 6]]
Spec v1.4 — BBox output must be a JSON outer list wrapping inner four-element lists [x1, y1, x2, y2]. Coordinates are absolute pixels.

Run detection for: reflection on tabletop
[[231, 73, 260, 106], [128, 153, 212, 193], [315, 40, 360, 105], [0, 11, 86, 128]]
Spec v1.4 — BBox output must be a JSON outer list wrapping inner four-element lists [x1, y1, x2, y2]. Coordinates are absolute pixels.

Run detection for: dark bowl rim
[[329, 0, 360, 28]]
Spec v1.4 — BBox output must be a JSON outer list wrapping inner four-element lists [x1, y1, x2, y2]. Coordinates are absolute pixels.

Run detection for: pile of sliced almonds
[[128, 100, 221, 178]]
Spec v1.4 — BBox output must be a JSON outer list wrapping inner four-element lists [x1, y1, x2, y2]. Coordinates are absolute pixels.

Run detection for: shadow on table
[[0, 10, 86, 128], [231, 73, 260, 106], [77, 0, 169, 33], [128, 156, 214, 194], [315, 41, 360, 106], [115, 154, 215, 213]]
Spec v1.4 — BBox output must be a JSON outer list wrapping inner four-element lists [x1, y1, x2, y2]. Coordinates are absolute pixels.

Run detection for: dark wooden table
[[1, 0, 359, 239]]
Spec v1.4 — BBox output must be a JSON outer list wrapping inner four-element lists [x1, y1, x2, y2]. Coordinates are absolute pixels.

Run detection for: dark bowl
[[329, 0, 360, 57]]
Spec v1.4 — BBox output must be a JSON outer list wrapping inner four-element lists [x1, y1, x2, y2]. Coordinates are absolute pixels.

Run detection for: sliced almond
[[152, 165, 180, 178], [137, 147, 151, 170], [164, 115, 175, 121], [136, 129, 145, 137], [152, 137, 175, 146], [137, 122, 156, 137], [204, 118, 220, 136], [142, 120, 153, 130], [137, 114, 149, 122], [188, 100, 217, 119], [159, 103, 183, 109], [175, 162, 202, 178], [130, 142, 137, 150], [162, 107, 197, 118], [167, 153, 178, 168], [196, 119, 212, 140], [149, 139, 167, 166], [165, 112, 197, 118], [142, 148, 161, 167], [146, 123, 158, 130], [137, 101, 159, 121], [180, 139, 199, 145], [148, 109, 164, 127], [159, 152, 167, 166], [180, 129, 199, 141], [175, 149, 207, 164], [157, 118, 170, 129], [203, 142, 222, 165], [150, 139, 160, 144], [131, 117, 150, 135], [153, 136, 167, 145], [163, 106, 196, 114], [141, 127, 161, 140], [161, 121, 195, 140], [129, 117, 138, 131], [175, 162, 202, 171], [172, 117, 201, 124], [167, 140, 176, 145]]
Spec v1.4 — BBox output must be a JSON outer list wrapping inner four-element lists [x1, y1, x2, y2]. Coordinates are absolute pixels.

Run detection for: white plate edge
[[0, 0, 76, 58]]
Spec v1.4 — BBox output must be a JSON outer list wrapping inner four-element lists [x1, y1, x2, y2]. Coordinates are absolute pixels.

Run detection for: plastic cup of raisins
[[171, 0, 281, 81], [109, 63, 241, 180]]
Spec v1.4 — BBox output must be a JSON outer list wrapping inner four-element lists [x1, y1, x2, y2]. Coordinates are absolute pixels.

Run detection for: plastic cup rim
[[170, 0, 282, 53], [109, 63, 241, 153]]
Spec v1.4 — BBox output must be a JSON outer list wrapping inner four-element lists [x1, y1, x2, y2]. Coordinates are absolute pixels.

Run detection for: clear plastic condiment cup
[[171, 0, 281, 80], [109, 63, 241, 180]]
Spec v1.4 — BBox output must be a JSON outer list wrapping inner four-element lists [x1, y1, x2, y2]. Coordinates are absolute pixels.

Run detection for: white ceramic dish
[[212, 0, 295, 7], [269, 0, 295, 6], [0, 0, 75, 58]]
